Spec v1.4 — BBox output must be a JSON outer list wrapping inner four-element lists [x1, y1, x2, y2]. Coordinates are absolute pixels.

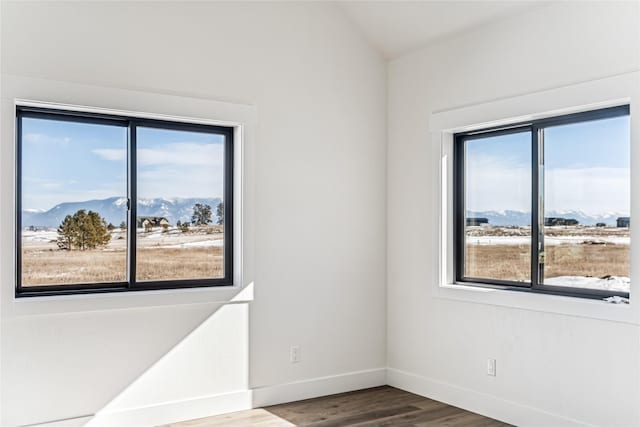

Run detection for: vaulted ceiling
[[337, 1, 552, 59]]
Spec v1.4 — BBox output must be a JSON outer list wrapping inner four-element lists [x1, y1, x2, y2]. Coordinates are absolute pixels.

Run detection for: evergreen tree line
[[56, 202, 224, 251], [57, 210, 111, 251]]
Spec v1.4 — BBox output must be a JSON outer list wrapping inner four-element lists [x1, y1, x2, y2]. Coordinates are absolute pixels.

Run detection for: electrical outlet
[[290, 345, 301, 363], [487, 358, 496, 376]]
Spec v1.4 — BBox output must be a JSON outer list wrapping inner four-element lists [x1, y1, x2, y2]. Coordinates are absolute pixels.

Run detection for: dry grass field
[[22, 224, 629, 288], [137, 247, 223, 281], [466, 244, 630, 281], [465, 244, 531, 281], [465, 226, 630, 283], [22, 249, 127, 285], [21, 227, 224, 286]]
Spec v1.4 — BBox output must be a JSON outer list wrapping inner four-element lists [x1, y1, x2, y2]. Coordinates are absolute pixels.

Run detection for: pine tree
[[57, 209, 111, 250], [216, 202, 224, 225], [57, 215, 76, 250], [191, 203, 213, 226]]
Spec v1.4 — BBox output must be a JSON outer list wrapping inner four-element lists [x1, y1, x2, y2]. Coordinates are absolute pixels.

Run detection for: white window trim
[[1, 74, 256, 317], [431, 71, 640, 324]]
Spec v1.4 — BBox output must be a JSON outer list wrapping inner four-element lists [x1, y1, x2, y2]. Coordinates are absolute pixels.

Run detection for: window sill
[[1, 75, 257, 320], [436, 282, 638, 325], [5, 282, 254, 319]]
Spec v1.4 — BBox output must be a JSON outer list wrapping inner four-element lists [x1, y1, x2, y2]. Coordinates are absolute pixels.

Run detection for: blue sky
[[22, 117, 225, 211], [466, 115, 630, 215]]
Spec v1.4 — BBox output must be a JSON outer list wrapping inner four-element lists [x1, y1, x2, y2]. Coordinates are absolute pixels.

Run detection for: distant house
[[137, 216, 170, 228], [544, 217, 578, 226], [595, 222, 606, 228], [466, 217, 489, 227], [617, 217, 630, 228]]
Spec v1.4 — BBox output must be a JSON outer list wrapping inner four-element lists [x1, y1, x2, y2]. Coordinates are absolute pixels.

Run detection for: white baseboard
[[78, 368, 385, 427], [85, 390, 252, 427], [31, 368, 584, 427], [251, 368, 387, 408], [24, 416, 93, 427], [386, 368, 592, 427]]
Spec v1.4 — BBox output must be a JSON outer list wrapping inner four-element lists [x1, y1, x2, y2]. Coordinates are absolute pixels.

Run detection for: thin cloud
[[29, 139, 224, 209], [137, 142, 224, 199], [137, 166, 223, 200], [545, 167, 630, 215], [93, 142, 223, 167], [24, 133, 71, 146], [93, 148, 126, 161], [42, 182, 63, 190], [466, 154, 531, 212], [22, 176, 126, 211], [138, 142, 224, 167], [22, 188, 126, 211], [466, 155, 630, 215]]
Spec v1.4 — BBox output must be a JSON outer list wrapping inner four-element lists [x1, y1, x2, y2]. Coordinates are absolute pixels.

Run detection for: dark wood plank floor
[[163, 386, 511, 427]]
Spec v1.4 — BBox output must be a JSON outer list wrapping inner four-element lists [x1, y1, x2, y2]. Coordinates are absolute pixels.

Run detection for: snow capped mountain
[[466, 210, 532, 226], [114, 197, 128, 207], [467, 210, 629, 227], [22, 197, 222, 228]]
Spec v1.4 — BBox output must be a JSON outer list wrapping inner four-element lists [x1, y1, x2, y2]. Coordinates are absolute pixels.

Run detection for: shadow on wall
[[83, 284, 253, 427]]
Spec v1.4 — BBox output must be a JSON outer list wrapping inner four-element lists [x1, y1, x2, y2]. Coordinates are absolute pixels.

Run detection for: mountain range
[[22, 199, 627, 229], [467, 210, 628, 227], [23, 197, 222, 228]]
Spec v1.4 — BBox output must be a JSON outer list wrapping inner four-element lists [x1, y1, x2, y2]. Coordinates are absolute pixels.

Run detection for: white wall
[[0, 2, 387, 426], [387, 2, 640, 426], [5, 2, 637, 427]]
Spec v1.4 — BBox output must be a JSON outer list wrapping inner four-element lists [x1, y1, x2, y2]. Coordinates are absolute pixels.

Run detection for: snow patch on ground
[[22, 229, 57, 242], [161, 240, 224, 249], [466, 236, 629, 246], [545, 275, 630, 293], [22, 228, 223, 250]]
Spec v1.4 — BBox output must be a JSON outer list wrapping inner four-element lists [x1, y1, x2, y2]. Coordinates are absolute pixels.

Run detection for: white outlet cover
[[290, 346, 301, 363], [487, 358, 496, 376]]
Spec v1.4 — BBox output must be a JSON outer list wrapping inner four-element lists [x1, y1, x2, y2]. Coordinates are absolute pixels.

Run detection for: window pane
[[21, 117, 128, 286], [136, 126, 226, 281], [542, 115, 630, 293], [464, 131, 531, 282]]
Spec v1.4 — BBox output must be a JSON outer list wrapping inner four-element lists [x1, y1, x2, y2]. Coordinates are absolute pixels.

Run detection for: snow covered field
[[544, 275, 630, 293], [466, 235, 629, 246], [21, 226, 225, 285], [22, 225, 629, 293], [22, 227, 224, 250], [464, 226, 630, 294], [465, 225, 630, 246]]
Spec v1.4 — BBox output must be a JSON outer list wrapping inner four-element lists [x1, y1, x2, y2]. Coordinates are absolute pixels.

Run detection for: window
[[17, 106, 234, 297], [454, 105, 630, 299]]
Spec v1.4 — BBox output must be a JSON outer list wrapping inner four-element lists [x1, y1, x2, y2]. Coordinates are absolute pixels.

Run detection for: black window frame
[[454, 105, 630, 300], [16, 106, 234, 298]]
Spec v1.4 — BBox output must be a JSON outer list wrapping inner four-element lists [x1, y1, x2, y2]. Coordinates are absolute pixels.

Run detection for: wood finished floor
[[162, 386, 512, 427]]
